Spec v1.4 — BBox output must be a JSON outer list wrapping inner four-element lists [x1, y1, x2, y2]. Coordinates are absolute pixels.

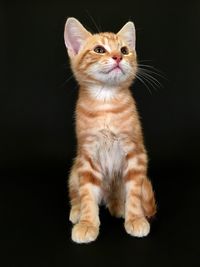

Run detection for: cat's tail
[[141, 178, 157, 218]]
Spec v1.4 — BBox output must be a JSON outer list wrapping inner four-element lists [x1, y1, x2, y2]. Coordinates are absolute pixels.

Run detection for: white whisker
[[85, 10, 102, 33], [59, 74, 74, 88], [138, 70, 162, 88], [138, 67, 166, 80], [137, 72, 158, 91], [138, 64, 165, 76], [135, 74, 153, 95]]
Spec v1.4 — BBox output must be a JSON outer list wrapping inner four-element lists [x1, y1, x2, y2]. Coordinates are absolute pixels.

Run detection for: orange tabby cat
[[64, 17, 156, 243]]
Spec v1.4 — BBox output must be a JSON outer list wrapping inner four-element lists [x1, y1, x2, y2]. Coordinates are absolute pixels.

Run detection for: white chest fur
[[87, 85, 120, 101], [95, 129, 125, 179]]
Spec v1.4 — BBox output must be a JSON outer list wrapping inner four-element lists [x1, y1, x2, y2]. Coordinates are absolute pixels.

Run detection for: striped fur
[[64, 17, 156, 243]]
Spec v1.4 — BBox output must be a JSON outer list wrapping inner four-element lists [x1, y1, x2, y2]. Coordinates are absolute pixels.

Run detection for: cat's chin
[[95, 74, 132, 87], [77, 70, 134, 88]]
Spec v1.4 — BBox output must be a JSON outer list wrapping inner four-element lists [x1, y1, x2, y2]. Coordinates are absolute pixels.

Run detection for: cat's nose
[[112, 55, 122, 64]]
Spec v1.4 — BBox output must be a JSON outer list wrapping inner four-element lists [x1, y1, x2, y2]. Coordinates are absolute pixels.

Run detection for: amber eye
[[94, 46, 106, 54], [121, 46, 129, 55]]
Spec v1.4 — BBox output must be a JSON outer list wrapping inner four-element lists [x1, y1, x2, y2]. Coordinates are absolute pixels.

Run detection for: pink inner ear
[[68, 32, 81, 54], [65, 18, 92, 56]]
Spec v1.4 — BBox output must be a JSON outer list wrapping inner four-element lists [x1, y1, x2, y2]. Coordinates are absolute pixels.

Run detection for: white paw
[[72, 222, 99, 244], [125, 217, 150, 237]]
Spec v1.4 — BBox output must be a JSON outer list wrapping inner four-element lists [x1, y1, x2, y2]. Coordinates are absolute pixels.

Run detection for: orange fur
[[64, 17, 156, 243]]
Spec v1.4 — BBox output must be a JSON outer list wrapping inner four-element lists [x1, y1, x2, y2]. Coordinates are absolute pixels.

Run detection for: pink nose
[[112, 55, 122, 64]]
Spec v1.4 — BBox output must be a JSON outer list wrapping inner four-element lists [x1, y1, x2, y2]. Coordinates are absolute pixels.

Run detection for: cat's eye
[[94, 46, 106, 54], [121, 46, 129, 55]]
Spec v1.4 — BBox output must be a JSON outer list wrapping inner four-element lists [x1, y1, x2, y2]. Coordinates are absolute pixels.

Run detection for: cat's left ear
[[64, 17, 92, 57], [117, 21, 136, 50]]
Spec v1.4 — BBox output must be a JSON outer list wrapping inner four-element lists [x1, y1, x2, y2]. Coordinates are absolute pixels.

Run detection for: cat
[[64, 17, 156, 243]]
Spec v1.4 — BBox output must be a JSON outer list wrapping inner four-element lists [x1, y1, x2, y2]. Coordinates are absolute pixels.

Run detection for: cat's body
[[64, 18, 156, 243]]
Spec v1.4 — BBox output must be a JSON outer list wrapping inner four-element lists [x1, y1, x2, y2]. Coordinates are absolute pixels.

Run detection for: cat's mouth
[[107, 65, 125, 75]]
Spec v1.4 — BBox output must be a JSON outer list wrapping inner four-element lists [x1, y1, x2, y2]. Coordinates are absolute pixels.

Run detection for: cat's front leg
[[124, 178, 150, 237], [72, 171, 101, 243], [69, 163, 81, 224], [123, 151, 151, 237]]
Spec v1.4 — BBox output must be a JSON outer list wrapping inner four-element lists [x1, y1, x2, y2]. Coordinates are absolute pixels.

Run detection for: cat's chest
[[99, 112, 117, 129], [94, 111, 124, 137], [88, 86, 119, 101], [76, 89, 136, 138], [95, 129, 125, 179], [78, 102, 125, 131]]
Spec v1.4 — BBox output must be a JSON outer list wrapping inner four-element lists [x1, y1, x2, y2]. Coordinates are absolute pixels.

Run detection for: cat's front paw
[[72, 222, 99, 243], [125, 217, 150, 237], [69, 206, 80, 224]]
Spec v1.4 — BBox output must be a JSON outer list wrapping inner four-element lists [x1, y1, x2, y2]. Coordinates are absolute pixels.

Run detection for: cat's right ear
[[117, 21, 136, 50], [64, 17, 92, 57]]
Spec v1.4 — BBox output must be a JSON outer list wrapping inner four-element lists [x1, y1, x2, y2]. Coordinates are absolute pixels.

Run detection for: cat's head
[[64, 18, 137, 88]]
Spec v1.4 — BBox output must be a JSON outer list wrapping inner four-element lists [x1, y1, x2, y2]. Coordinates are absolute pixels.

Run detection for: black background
[[1, 1, 200, 266]]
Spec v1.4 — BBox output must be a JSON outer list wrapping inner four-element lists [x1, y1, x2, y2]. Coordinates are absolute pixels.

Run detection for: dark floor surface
[[1, 162, 200, 267]]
